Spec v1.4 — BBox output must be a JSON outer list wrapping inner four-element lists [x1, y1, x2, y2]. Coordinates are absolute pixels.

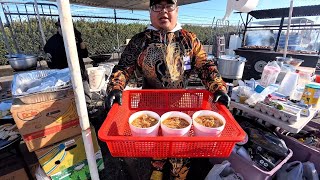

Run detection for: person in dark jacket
[[104, 0, 230, 179], [44, 20, 91, 105], [105, 0, 229, 109]]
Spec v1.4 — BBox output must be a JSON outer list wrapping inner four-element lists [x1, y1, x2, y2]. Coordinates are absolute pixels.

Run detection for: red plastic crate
[[98, 89, 246, 158]]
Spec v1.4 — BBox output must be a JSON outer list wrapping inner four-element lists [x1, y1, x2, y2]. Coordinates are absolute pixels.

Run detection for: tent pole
[[56, 0, 99, 179], [274, 16, 284, 52], [283, 0, 294, 57], [34, 0, 46, 48]]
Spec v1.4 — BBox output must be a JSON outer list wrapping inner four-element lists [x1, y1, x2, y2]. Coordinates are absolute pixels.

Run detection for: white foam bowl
[[192, 110, 226, 136], [160, 111, 192, 136], [129, 110, 161, 137]]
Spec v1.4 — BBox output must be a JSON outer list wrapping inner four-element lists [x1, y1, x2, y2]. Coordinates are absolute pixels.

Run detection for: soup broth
[[195, 115, 223, 128], [162, 117, 190, 129], [131, 114, 158, 128]]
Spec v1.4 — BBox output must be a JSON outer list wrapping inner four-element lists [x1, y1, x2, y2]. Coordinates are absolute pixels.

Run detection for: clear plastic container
[[260, 61, 281, 87], [290, 88, 304, 101], [192, 110, 226, 136], [160, 111, 192, 137], [129, 110, 161, 137], [297, 71, 312, 88]]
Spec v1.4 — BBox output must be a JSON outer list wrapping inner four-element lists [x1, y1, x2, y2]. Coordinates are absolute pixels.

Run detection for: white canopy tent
[[51, 0, 208, 179], [54, 0, 207, 10]]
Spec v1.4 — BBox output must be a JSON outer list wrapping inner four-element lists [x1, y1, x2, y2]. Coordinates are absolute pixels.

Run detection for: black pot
[[89, 54, 112, 64]]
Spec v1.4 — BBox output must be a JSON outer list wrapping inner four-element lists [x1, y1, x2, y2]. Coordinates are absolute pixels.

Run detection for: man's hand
[[104, 89, 122, 111], [45, 53, 52, 62], [213, 90, 231, 108]]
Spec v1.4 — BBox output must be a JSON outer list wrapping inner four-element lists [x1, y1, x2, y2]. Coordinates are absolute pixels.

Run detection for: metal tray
[[11, 68, 71, 97], [11, 69, 73, 104]]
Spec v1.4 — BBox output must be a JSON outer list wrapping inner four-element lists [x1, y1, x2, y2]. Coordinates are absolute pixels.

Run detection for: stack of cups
[[278, 72, 299, 98]]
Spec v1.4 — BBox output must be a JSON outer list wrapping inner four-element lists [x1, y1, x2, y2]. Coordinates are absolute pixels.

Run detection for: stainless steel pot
[[7, 54, 37, 71], [217, 55, 246, 79]]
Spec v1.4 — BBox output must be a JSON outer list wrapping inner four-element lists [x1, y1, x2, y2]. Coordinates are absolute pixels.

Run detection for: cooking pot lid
[[6, 54, 36, 59], [219, 55, 246, 62]]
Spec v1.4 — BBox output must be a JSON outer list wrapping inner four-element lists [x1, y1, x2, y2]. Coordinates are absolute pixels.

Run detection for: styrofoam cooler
[[87, 67, 105, 90], [210, 149, 293, 180], [276, 121, 320, 173]]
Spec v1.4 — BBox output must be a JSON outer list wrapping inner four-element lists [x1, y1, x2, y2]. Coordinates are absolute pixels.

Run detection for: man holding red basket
[[105, 0, 230, 179]]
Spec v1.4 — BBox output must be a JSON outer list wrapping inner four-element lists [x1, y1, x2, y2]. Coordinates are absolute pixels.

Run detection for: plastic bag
[[245, 85, 278, 106], [238, 86, 254, 98], [303, 162, 319, 180], [260, 61, 281, 87], [277, 64, 295, 83], [205, 160, 244, 180], [276, 161, 303, 180]]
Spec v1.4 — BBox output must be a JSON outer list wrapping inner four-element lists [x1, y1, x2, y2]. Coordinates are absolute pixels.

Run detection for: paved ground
[[88, 96, 152, 180]]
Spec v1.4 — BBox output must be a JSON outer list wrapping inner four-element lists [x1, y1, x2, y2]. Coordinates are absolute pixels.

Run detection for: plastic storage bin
[[210, 149, 293, 180], [98, 89, 246, 158], [275, 121, 320, 172]]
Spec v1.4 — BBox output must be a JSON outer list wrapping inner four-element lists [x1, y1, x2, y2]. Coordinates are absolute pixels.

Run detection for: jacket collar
[[146, 22, 182, 32]]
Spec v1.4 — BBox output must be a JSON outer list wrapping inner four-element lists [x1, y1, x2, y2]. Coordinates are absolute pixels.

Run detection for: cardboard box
[[50, 150, 104, 180], [0, 155, 29, 180], [0, 168, 28, 180], [296, 66, 315, 75], [35, 152, 104, 180], [35, 128, 103, 179], [11, 93, 81, 151]]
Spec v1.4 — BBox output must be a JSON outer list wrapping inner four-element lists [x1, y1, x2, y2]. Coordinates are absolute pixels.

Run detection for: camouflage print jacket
[[107, 24, 226, 94]]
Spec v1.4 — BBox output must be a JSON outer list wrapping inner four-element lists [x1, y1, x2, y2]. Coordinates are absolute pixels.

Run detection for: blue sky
[[4, 0, 320, 25]]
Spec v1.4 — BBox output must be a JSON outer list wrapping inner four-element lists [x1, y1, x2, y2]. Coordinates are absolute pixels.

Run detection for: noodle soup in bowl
[[129, 110, 161, 137], [160, 111, 192, 136], [192, 110, 226, 136]]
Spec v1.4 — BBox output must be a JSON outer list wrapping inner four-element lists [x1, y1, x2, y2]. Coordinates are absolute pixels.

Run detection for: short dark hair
[[150, 0, 177, 7], [55, 19, 60, 27]]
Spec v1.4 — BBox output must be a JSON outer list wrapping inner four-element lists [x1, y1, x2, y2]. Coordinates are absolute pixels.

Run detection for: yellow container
[[239, 95, 248, 104], [301, 83, 320, 108]]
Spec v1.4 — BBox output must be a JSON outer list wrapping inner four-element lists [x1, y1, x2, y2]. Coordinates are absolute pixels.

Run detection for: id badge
[[183, 56, 191, 70]]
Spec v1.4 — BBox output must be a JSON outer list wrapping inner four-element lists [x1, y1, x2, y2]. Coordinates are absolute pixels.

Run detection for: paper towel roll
[[278, 72, 299, 97]]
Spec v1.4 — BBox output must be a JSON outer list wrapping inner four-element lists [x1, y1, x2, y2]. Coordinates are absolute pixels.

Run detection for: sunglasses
[[151, 4, 177, 12]]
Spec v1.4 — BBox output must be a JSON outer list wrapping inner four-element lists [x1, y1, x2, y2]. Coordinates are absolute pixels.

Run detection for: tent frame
[[237, 4, 320, 52]]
